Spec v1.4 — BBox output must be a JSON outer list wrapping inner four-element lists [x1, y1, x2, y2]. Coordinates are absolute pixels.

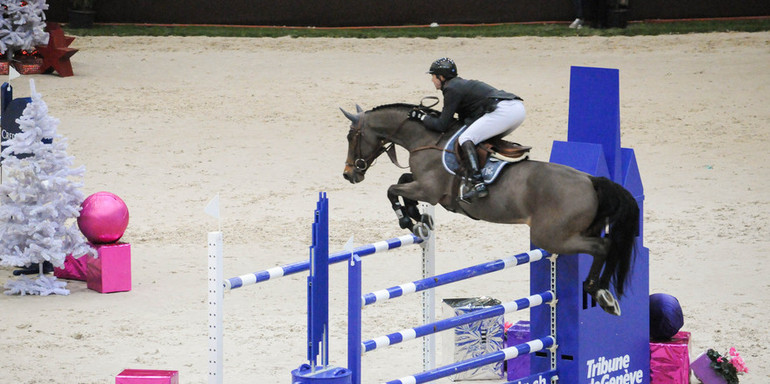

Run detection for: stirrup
[[461, 182, 488, 201]]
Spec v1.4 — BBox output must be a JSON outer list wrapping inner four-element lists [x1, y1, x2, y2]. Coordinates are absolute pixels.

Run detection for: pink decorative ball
[[77, 191, 129, 244]]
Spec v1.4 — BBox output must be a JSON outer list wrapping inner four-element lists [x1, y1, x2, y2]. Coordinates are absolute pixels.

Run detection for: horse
[[340, 103, 639, 316]]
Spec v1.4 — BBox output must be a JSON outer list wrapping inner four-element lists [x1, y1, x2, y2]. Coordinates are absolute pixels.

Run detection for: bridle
[[346, 102, 449, 172], [346, 112, 390, 172]]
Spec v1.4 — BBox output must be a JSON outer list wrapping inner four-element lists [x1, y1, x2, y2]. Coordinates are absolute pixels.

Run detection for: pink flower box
[[54, 254, 88, 281], [650, 331, 691, 384], [691, 351, 728, 384], [87, 242, 131, 293], [115, 369, 178, 384]]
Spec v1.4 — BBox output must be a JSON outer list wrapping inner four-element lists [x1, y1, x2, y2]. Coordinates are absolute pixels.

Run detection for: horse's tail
[[590, 176, 640, 297]]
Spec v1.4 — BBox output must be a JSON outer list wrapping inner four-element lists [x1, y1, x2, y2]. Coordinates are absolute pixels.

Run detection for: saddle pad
[[442, 127, 511, 184]]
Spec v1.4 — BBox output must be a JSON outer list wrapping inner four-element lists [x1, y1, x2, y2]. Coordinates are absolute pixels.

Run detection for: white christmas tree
[[0, 0, 49, 57], [0, 79, 93, 295]]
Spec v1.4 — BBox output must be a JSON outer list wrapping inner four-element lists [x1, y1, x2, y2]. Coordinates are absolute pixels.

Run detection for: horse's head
[[341, 104, 388, 184]]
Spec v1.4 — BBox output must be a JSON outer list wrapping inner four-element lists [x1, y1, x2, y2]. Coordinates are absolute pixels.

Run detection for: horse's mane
[[371, 103, 440, 115]]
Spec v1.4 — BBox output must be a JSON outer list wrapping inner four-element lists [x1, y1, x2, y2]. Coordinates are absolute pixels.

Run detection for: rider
[[408, 57, 526, 200]]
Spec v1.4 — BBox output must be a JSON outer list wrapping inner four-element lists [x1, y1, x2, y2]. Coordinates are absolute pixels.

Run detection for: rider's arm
[[422, 87, 461, 133]]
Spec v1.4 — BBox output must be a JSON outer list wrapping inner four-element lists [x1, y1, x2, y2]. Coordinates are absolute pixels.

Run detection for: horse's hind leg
[[581, 239, 622, 316], [536, 232, 620, 316]]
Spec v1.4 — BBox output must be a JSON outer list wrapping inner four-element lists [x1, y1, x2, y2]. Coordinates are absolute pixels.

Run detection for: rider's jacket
[[422, 77, 521, 133]]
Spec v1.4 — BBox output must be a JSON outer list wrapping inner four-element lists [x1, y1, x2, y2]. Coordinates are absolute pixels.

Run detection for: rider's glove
[[408, 110, 427, 121]]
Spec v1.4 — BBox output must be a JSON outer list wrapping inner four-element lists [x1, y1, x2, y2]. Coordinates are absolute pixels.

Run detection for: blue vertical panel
[[347, 255, 362, 384], [567, 66, 622, 183], [549, 141, 609, 177], [621, 148, 645, 238], [533, 66, 649, 384], [1, 83, 33, 160], [308, 193, 330, 369]]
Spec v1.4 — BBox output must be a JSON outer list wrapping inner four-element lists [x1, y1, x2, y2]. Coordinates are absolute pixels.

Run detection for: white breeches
[[458, 99, 526, 145]]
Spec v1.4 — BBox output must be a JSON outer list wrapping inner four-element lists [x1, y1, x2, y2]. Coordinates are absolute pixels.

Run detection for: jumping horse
[[340, 103, 639, 316]]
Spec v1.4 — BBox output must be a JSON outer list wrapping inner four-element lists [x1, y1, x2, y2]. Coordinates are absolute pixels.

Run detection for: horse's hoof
[[398, 216, 413, 230], [594, 289, 621, 316], [420, 214, 434, 230], [412, 222, 432, 240]]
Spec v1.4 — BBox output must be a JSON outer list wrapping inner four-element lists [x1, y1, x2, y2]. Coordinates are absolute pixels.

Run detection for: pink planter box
[[650, 331, 691, 384], [691, 351, 728, 384], [116, 369, 178, 384], [54, 254, 88, 281], [87, 242, 132, 293]]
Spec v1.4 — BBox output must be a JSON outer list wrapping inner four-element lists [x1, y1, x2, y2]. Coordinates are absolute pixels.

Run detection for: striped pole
[[363, 248, 548, 305], [363, 291, 554, 353], [386, 336, 556, 384], [225, 234, 422, 289]]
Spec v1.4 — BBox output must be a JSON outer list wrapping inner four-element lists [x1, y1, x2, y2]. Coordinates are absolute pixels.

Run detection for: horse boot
[[460, 141, 489, 200]]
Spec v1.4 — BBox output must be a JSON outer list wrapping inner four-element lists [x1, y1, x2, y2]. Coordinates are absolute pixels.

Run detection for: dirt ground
[[0, 32, 768, 383]]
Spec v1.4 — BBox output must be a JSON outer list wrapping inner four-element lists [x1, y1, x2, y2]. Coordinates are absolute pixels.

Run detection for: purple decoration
[[650, 293, 684, 340]]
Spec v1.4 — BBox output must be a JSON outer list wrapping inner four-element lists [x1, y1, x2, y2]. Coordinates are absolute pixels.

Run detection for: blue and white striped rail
[[386, 336, 556, 384], [363, 291, 554, 353], [225, 234, 422, 289], [363, 248, 548, 305]]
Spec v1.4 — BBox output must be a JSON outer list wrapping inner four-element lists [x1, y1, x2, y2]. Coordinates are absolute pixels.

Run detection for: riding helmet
[[427, 57, 457, 79]]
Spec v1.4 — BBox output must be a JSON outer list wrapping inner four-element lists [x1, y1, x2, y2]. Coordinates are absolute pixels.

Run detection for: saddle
[[453, 136, 531, 170], [476, 137, 531, 164]]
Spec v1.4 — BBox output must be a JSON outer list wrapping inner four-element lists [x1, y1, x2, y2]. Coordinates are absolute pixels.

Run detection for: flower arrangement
[[706, 347, 749, 384]]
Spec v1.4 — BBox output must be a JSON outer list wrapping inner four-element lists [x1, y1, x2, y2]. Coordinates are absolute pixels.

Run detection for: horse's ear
[[340, 107, 359, 124], [355, 104, 364, 113]]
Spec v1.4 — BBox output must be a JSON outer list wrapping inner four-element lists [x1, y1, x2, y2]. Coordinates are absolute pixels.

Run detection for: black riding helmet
[[427, 57, 457, 79]]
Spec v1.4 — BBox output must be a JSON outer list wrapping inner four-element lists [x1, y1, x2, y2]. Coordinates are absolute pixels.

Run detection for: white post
[[420, 203, 436, 371], [208, 232, 224, 384]]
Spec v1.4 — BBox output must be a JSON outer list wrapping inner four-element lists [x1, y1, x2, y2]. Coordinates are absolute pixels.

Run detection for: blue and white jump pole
[[207, 193, 431, 384]]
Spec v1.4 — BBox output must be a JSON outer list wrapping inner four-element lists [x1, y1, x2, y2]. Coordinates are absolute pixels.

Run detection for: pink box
[[87, 242, 131, 293], [691, 351, 728, 384], [54, 254, 88, 281], [116, 369, 178, 384], [650, 331, 691, 384]]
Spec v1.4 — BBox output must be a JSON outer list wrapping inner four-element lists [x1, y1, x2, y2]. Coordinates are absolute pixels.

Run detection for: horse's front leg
[[387, 173, 436, 236], [388, 174, 418, 230]]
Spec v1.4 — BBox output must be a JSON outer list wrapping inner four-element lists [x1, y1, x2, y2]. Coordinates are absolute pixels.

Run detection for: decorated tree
[[0, 0, 49, 59], [0, 79, 92, 295]]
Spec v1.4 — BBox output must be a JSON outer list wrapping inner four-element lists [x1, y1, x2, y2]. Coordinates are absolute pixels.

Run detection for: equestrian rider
[[408, 57, 526, 200]]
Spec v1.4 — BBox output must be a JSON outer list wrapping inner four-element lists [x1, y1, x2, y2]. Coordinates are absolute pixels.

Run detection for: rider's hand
[[408, 110, 427, 121]]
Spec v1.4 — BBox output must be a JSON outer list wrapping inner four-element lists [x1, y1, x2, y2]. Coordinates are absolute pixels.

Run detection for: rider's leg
[[458, 99, 526, 200], [459, 140, 489, 199]]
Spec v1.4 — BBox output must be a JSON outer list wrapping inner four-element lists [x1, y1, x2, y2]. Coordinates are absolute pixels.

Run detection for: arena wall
[[46, 0, 768, 27]]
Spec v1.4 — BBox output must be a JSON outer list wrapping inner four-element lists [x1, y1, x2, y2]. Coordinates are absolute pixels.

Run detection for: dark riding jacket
[[422, 77, 521, 133]]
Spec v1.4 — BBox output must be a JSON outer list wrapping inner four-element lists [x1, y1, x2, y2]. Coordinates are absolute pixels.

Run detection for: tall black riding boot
[[460, 141, 488, 200]]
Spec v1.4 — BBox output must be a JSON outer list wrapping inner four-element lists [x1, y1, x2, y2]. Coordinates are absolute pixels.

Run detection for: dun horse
[[340, 103, 639, 316]]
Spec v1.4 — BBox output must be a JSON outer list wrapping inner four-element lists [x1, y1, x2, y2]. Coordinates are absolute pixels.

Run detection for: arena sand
[[1, 32, 768, 383]]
